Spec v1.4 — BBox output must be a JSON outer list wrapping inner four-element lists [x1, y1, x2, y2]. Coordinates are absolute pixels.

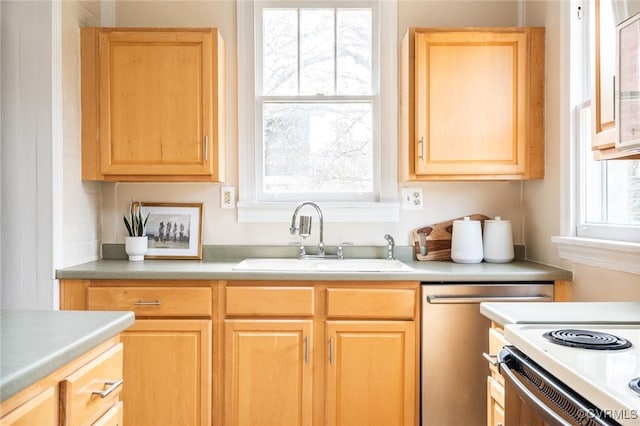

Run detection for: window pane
[[300, 9, 335, 95], [263, 9, 298, 95], [603, 161, 640, 225], [337, 9, 372, 95], [582, 107, 640, 227], [263, 102, 373, 194]]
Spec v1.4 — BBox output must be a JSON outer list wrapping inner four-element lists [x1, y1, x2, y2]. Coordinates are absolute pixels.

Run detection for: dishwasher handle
[[426, 295, 552, 304]]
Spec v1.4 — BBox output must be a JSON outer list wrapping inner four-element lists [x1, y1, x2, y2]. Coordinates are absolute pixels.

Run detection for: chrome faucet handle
[[288, 242, 306, 258], [336, 242, 353, 259], [384, 234, 395, 260]]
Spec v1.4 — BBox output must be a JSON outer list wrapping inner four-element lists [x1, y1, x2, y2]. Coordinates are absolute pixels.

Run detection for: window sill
[[551, 236, 640, 275], [237, 201, 400, 223]]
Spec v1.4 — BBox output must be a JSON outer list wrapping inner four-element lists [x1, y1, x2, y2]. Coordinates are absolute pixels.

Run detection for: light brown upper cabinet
[[81, 28, 225, 181], [591, 0, 640, 160], [402, 28, 545, 180]]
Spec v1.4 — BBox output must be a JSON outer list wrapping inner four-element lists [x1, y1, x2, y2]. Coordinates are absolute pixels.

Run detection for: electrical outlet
[[221, 186, 235, 209], [401, 187, 423, 210]]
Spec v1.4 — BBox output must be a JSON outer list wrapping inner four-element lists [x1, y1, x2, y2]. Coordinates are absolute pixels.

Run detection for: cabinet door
[[83, 28, 224, 180], [120, 320, 211, 426], [591, 0, 617, 151], [409, 29, 543, 180], [224, 320, 313, 426], [325, 321, 416, 426]]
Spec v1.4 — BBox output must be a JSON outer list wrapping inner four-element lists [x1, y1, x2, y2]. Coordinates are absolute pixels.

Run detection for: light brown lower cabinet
[[223, 282, 419, 426], [59, 279, 420, 426], [224, 320, 314, 426], [325, 321, 416, 426], [485, 324, 508, 426], [0, 387, 57, 426], [60, 280, 213, 426], [120, 320, 211, 426], [0, 338, 123, 426], [487, 376, 505, 426]]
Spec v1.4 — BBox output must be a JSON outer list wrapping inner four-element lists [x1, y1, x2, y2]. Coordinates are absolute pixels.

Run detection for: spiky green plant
[[124, 201, 150, 237]]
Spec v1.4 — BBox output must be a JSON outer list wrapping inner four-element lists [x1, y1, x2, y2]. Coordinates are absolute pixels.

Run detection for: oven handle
[[499, 355, 572, 426], [426, 295, 552, 304]]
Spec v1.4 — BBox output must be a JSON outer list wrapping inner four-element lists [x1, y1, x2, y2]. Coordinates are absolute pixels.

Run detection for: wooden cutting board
[[412, 214, 490, 261]]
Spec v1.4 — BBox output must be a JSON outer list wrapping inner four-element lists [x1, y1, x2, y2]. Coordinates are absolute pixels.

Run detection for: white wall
[[62, 1, 102, 267], [1, 1, 59, 309], [101, 0, 527, 249], [0, 0, 102, 309]]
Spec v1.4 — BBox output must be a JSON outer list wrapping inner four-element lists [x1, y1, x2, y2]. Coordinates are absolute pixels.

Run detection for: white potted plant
[[123, 201, 150, 261]]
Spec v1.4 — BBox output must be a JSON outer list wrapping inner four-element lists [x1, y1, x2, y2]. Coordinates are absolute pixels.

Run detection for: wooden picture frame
[[139, 202, 203, 259]]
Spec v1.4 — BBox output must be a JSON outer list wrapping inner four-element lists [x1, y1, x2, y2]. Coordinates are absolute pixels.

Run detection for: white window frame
[[237, 0, 399, 223], [551, 0, 640, 275]]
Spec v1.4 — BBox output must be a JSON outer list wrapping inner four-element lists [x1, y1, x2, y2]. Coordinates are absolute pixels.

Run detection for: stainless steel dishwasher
[[421, 282, 554, 426]]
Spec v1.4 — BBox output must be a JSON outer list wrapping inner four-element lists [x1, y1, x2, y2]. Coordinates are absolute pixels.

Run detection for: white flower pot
[[125, 236, 148, 261]]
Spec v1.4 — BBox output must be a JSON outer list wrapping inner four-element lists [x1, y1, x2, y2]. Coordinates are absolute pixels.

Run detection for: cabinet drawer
[[326, 288, 415, 319], [225, 286, 314, 316], [0, 387, 57, 426], [87, 287, 212, 317], [488, 375, 505, 408], [92, 400, 123, 426], [60, 343, 123, 426], [488, 327, 509, 378], [489, 327, 508, 356]]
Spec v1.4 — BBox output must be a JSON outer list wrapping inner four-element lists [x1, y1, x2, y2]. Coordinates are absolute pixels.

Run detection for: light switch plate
[[401, 187, 423, 210], [221, 186, 235, 209]]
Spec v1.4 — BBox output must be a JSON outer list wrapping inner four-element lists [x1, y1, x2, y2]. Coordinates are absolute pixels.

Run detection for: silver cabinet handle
[[418, 137, 425, 160], [204, 135, 209, 161], [304, 336, 309, 364], [133, 300, 161, 306], [482, 352, 499, 367], [329, 337, 335, 365], [613, 75, 616, 120], [91, 379, 123, 398], [426, 295, 552, 304]]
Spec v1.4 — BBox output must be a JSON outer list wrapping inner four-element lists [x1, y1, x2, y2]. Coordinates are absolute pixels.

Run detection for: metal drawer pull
[[92, 379, 123, 398], [133, 300, 161, 306], [482, 352, 499, 367], [304, 336, 309, 364], [418, 137, 425, 160]]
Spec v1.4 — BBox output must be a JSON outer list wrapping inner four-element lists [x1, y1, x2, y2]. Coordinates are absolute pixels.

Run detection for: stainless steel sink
[[233, 258, 413, 272]]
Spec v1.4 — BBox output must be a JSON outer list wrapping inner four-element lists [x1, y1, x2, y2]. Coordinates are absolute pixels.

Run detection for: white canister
[[482, 216, 514, 263], [451, 217, 484, 263]]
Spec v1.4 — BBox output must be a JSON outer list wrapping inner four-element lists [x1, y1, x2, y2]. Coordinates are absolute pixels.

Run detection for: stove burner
[[630, 378, 640, 398], [543, 329, 632, 350]]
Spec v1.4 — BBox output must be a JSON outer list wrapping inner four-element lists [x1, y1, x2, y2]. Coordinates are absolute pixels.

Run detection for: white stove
[[504, 324, 640, 425]]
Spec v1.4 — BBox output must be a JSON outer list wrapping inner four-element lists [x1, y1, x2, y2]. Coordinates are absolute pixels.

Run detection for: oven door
[[497, 346, 622, 426]]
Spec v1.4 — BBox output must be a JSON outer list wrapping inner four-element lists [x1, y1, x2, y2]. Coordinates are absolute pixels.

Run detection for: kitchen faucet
[[384, 234, 395, 260], [290, 201, 326, 258]]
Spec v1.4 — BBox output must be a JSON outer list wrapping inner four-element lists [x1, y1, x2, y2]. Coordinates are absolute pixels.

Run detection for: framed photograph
[[139, 202, 203, 259]]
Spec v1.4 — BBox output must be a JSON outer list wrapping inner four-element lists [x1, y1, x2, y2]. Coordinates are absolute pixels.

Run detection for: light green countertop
[[480, 302, 640, 326], [56, 258, 572, 282], [0, 310, 135, 402]]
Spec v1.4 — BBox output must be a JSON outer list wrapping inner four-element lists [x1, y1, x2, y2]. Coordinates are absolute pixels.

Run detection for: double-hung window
[[576, 105, 640, 243], [238, 0, 398, 221], [553, 0, 640, 274]]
